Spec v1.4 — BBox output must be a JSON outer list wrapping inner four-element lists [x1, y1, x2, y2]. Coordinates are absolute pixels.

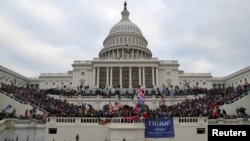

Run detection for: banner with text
[[208, 125, 250, 140], [145, 117, 175, 138]]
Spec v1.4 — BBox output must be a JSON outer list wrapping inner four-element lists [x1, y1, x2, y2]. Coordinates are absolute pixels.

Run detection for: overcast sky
[[0, 0, 249, 78]]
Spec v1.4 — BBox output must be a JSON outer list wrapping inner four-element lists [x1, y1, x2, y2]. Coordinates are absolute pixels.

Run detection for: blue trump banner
[[145, 117, 175, 138]]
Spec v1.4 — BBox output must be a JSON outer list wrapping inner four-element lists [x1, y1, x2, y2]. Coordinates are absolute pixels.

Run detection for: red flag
[[133, 103, 139, 113]]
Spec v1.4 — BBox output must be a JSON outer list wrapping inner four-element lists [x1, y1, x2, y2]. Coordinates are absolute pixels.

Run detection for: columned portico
[[68, 2, 180, 90], [94, 66, 159, 89], [92, 2, 156, 89], [35, 1, 230, 93]]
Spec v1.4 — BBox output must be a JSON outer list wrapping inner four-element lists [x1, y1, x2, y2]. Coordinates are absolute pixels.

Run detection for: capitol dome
[[99, 1, 152, 59], [108, 5, 142, 36]]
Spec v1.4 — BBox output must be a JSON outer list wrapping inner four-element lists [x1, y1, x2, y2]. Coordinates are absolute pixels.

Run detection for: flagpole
[[26, 134, 29, 141]]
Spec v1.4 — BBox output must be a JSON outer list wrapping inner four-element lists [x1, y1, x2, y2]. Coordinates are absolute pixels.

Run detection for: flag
[[170, 92, 175, 99], [136, 87, 145, 99], [83, 102, 89, 110], [133, 103, 139, 113], [125, 43, 131, 54], [183, 80, 189, 88], [136, 87, 145, 108], [115, 102, 123, 110], [137, 95, 145, 108], [45, 94, 50, 101], [109, 101, 114, 113], [2, 104, 12, 112]]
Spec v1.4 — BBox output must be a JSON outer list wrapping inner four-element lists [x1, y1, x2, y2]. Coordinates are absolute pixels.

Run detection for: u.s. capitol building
[[0, 2, 250, 141], [0, 1, 249, 94]]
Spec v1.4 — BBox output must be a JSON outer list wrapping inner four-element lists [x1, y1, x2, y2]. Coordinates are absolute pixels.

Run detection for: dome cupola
[[99, 1, 152, 60]]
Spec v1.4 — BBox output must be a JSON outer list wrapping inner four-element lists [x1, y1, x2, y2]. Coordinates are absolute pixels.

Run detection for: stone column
[[152, 67, 155, 88], [97, 67, 99, 88], [132, 49, 134, 59], [92, 67, 96, 87], [120, 67, 122, 88], [122, 48, 124, 58], [139, 67, 141, 86], [129, 67, 132, 88], [106, 67, 109, 87], [110, 67, 113, 88], [155, 67, 159, 87], [116, 49, 118, 59], [142, 67, 145, 87]]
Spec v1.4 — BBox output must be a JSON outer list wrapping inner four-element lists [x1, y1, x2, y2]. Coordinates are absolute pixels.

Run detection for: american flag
[[115, 102, 123, 110], [125, 43, 131, 53], [136, 87, 145, 107], [137, 95, 145, 107]]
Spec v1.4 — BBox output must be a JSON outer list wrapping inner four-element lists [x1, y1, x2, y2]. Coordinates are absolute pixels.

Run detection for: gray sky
[[0, 0, 249, 78]]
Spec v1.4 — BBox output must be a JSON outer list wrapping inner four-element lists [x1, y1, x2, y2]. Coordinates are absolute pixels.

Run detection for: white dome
[[109, 21, 142, 35], [108, 2, 142, 36], [99, 1, 152, 59]]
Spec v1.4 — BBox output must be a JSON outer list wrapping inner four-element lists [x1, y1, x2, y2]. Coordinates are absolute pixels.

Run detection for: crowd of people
[[0, 82, 249, 122]]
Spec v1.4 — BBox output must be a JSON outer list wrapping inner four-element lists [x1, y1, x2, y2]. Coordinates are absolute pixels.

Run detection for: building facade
[[0, 2, 249, 92]]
